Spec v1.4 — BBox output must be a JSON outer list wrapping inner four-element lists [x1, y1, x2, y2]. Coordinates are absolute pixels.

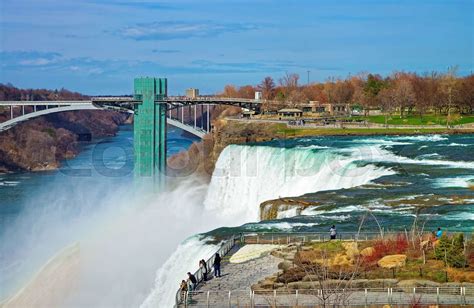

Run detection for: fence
[[241, 231, 414, 245], [179, 286, 474, 307], [175, 231, 471, 307], [175, 235, 237, 305]]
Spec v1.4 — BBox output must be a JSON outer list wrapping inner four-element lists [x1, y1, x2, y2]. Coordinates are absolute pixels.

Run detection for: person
[[213, 253, 221, 278], [187, 272, 197, 291], [200, 259, 208, 281], [436, 227, 443, 239], [329, 225, 337, 240], [180, 279, 188, 295]]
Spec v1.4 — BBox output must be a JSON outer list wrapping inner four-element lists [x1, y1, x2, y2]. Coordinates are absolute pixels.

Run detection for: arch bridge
[[0, 77, 267, 182]]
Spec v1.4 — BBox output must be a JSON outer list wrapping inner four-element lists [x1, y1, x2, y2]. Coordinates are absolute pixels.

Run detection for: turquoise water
[[207, 134, 474, 237], [1, 129, 473, 305], [0, 124, 199, 300]]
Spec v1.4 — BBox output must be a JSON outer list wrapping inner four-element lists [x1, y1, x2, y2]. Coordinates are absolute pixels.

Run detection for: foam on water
[[392, 134, 448, 142], [349, 145, 474, 169], [204, 145, 395, 223], [433, 176, 474, 188]]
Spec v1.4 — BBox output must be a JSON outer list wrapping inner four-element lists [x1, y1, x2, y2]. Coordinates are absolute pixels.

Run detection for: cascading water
[[142, 143, 394, 307], [204, 144, 395, 223]]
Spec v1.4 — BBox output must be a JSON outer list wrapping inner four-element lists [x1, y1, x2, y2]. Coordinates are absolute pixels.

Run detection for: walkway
[[180, 243, 282, 307]]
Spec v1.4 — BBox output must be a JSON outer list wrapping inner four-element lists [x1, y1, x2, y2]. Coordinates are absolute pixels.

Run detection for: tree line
[[218, 68, 474, 118], [0, 83, 87, 101]]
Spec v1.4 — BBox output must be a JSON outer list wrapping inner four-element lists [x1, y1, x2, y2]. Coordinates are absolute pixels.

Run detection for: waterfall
[[204, 144, 395, 223], [142, 143, 394, 307]]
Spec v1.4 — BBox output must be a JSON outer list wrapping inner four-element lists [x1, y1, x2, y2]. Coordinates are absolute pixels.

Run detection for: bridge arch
[[0, 102, 207, 139]]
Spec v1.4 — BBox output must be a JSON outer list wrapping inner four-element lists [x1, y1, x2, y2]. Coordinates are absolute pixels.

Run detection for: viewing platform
[[176, 232, 474, 307]]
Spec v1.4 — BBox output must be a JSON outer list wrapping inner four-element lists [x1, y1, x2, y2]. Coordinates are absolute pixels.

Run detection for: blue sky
[[0, 0, 472, 95]]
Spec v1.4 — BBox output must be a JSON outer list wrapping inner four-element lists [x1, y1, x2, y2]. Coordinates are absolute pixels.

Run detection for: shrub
[[363, 234, 409, 265], [434, 233, 467, 268]]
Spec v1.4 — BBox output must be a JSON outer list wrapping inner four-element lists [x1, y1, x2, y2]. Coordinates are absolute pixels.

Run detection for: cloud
[[0, 51, 109, 76], [87, 0, 176, 10], [151, 49, 180, 54], [119, 21, 258, 41]]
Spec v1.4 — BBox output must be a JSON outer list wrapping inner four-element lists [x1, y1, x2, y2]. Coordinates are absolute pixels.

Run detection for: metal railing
[[240, 231, 415, 244], [179, 286, 473, 307], [175, 231, 471, 307], [175, 235, 237, 306]]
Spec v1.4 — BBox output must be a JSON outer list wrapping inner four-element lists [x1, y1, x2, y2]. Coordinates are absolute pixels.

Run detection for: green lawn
[[273, 124, 462, 138], [351, 114, 474, 126]]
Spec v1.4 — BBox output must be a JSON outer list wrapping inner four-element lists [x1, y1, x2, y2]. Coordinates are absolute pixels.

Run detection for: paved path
[[180, 243, 282, 307]]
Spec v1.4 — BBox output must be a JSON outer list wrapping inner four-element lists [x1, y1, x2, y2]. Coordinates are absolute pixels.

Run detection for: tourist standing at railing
[[436, 227, 443, 239], [179, 280, 188, 297], [187, 272, 197, 290], [200, 259, 208, 281], [213, 253, 221, 278], [330, 225, 337, 240]]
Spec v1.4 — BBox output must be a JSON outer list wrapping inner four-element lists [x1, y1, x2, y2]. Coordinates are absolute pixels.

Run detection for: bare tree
[[258, 76, 276, 100]]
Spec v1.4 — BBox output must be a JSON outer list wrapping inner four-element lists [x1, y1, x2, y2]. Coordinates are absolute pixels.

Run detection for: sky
[[0, 0, 473, 95]]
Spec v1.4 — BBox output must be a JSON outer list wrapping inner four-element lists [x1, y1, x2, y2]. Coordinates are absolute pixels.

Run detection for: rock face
[[167, 108, 280, 178], [0, 110, 130, 172], [377, 255, 407, 269], [260, 198, 320, 220]]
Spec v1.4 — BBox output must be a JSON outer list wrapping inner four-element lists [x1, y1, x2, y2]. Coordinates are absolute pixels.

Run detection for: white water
[[142, 144, 395, 307], [347, 144, 474, 169], [203, 145, 394, 223]]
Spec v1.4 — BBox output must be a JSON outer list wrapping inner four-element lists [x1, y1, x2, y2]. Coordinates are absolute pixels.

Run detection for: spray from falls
[[142, 144, 394, 307]]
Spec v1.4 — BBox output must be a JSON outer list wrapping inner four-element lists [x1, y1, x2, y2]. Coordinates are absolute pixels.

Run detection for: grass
[[350, 114, 474, 126], [272, 123, 466, 138]]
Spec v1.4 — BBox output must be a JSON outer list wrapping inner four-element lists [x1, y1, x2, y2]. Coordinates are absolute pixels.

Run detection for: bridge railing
[[175, 235, 237, 306], [178, 286, 473, 307]]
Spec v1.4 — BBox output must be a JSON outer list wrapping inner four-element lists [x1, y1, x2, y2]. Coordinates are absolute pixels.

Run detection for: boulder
[[278, 261, 292, 271], [342, 242, 359, 259], [377, 255, 407, 269], [360, 247, 375, 257], [331, 253, 352, 267]]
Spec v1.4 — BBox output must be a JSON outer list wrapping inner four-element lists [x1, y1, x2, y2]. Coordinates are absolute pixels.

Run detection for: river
[[1, 127, 473, 307]]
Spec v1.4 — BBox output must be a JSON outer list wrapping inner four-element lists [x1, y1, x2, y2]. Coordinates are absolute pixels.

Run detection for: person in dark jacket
[[329, 225, 337, 240], [200, 259, 208, 281], [187, 272, 197, 290], [213, 253, 221, 277]]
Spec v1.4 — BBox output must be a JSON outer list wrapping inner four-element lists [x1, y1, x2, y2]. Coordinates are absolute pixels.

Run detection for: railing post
[[207, 104, 210, 132], [181, 106, 184, 124], [365, 288, 368, 306], [295, 289, 298, 306], [22, 105, 25, 116], [10, 106, 13, 119], [273, 290, 276, 306], [194, 105, 196, 128], [228, 291, 231, 308], [206, 291, 210, 308], [436, 287, 440, 305]]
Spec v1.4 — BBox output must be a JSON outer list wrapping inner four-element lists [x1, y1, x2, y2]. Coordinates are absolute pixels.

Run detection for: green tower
[[133, 77, 167, 183]]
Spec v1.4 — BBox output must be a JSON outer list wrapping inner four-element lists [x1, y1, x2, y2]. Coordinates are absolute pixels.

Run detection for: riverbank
[[0, 110, 131, 172], [169, 116, 474, 179]]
